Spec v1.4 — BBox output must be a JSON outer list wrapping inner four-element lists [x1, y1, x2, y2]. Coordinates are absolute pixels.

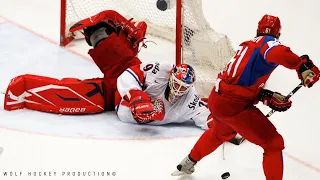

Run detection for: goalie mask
[[167, 64, 196, 104]]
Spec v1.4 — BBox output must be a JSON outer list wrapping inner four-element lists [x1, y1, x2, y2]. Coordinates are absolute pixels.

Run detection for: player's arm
[[261, 38, 320, 87], [117, 64, 165, 122], [262, 41, 301, 69], [189, 97, 242, 145]]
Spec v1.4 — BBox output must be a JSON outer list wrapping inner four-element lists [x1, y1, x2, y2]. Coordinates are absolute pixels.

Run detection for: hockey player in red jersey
[[173, 14, 320, 179], [4, 10, 147, 114]]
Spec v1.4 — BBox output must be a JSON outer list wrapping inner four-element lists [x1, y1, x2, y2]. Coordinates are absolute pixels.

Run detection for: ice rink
[[0, 0, 320, 179]]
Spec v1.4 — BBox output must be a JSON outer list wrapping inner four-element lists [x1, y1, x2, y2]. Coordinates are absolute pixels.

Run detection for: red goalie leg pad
[[87, 33, 142, 111], [102, 57, 141, 111], [88, 33, 141, 77], [4, 74, 105, 114]]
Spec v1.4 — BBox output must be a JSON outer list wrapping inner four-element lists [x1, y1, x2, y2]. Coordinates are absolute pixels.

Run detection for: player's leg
[[189, 90, 247, 161], [102, 56, 142, 111], [207, 90, 284, 180], [228, 106, 284, 180], [4, 75, 105, 114], [190, 116, 237, 161], [174, 92, 237, 175], [88, 29, 142, 111], [174, 117, 236, 175], [81, 19, 143, 111]]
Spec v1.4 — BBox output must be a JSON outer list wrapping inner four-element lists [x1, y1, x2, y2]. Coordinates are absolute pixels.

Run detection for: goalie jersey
[[115, 62, 210, 130]]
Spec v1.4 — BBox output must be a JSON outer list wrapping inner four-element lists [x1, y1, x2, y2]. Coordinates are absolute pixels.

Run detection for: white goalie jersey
[[116, 61, 210, 130]]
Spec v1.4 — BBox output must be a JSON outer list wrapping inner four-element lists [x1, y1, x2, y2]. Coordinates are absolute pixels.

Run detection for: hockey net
[[60, 0, 235, 97]]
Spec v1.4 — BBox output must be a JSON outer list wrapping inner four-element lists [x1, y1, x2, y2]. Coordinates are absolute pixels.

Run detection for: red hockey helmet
[[257, 14, 281, 39]]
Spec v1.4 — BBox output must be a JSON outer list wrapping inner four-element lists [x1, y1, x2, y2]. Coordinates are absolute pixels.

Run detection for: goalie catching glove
[[297, 55, 320, 88], [256, 89, 292, 112], [128, 90, 165, 123]]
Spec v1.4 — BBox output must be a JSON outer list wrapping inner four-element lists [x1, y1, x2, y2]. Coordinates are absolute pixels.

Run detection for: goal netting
[[60, 0, 235, 97]]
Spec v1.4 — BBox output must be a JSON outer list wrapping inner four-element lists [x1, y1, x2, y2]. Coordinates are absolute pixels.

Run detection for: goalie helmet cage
[[60, 0, 235, 97]]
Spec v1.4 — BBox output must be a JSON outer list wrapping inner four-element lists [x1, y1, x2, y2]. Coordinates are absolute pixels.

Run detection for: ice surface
[[0, 0, 320, 179]]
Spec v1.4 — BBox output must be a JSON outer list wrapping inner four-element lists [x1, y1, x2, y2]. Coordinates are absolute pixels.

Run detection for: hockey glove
[[297, 55, 320, 88], [257, 89, 292, 112], [128, 90, 165, 123]]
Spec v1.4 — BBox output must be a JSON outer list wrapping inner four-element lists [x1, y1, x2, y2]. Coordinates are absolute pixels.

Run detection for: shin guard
[[4, 74, 105, 114]]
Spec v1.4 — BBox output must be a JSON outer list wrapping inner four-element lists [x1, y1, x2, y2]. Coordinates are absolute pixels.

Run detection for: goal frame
[[59, 0, 183, 65]]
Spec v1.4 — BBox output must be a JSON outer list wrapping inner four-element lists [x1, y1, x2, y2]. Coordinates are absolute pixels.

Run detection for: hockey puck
[[221, 172, 230, 179], [156, 0, 168, 11]]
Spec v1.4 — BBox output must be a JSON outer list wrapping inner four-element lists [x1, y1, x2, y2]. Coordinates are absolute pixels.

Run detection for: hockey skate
[[171, 155, 197, 176]]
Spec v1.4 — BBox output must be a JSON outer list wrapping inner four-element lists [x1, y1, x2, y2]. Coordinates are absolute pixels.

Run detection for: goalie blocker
[[4, 74, 105, 114]]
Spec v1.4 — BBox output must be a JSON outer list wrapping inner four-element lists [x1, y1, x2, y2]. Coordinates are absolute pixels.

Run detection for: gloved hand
[[257, 89, 292, 112], [128, 90, 165, 123], [297, 55, 320, 88]]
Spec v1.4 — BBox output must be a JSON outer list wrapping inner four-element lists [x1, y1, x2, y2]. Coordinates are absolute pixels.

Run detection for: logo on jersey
[[152, 62, 160, 74], [188, 94, 200, 110], [267, 40, 280, 48], [142, 62, 160, 75]]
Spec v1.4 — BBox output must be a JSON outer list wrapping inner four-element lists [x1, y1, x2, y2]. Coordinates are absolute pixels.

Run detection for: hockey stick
[[231, 82, 304, 145], [170, 84, 304, 177], [265, 82, 304, 117]]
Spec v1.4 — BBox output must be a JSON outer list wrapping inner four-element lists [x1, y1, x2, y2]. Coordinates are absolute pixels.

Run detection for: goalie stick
[[230, 82, 304, 145]]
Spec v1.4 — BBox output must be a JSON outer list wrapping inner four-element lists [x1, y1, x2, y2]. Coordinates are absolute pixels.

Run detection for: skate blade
[[171, 170, 188, 176]]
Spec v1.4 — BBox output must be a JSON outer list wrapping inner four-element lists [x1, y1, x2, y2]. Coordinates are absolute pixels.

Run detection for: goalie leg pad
[[88, 33, 141, 111], [103, 57, 142, 111], [88, 33, 141, 76], [4, 74, 105, 114]]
